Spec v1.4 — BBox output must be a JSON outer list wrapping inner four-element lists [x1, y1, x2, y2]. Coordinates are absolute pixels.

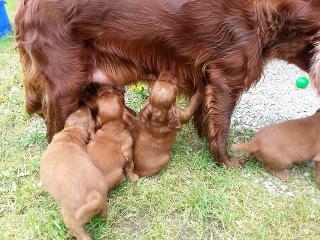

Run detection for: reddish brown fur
[[133, 78, 201, 177], [15, 0, 320, 166], [87, 92, 139, 190], [40, 106, 107, 240], [231, 110, 320, 183]]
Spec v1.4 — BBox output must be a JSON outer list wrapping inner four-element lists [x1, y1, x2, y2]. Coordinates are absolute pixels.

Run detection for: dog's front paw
[[315, 175, 320, 186], [274, 170, 289, 181], [100, 209, 108, 218], [128, 173, 139, 182], [225, 157, 245, 168]]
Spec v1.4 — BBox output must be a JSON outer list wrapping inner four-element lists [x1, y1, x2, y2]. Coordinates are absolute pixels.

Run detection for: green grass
[[6, 0, 19, 22], [1, 2, 320, 240]]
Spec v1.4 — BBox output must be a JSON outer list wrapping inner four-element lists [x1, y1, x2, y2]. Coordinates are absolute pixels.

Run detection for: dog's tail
[[75, 190, 106, 221], [231, 142, 258, 157]]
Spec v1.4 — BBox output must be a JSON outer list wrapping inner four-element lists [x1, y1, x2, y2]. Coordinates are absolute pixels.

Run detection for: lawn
[[1, 1, 320, 240]]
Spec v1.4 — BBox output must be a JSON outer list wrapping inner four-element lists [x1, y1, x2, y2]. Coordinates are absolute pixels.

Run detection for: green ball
[[296, 76, 309, 89]]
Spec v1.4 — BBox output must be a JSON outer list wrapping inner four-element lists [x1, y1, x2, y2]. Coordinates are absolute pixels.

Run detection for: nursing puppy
[[232, 109, 320, 184], [133, 77, 201, 177], [40, 106, 107, 240], [87, 92, 139, 190]]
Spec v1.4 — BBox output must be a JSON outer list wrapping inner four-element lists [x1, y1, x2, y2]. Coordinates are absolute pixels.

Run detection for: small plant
[[130, 83, 148, 101]]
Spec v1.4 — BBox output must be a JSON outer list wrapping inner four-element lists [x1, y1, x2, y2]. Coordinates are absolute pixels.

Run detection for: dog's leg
[[263, 164, 289, 181], [270, 169, 289, 181], [194, 83, 244, 168], [121, 131, 139, 181], [314, 158, 320, 185], [61, 208, 92, 240], [45, 89, 80, 142], [100, 205, 108, 217], [315, 162, 320, 185], [31, 44, 88, 142]]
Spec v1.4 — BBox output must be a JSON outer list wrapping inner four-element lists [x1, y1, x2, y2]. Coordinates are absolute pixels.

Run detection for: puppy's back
[[233, 115, 320, 164], [40, 131, 107, 208], [255, 116, 317, 148], [133, 122, 175, 176], [87, 127, 128, 189]]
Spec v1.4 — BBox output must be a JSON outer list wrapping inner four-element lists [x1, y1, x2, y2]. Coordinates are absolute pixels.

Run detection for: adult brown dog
[[40, 106, 106, 240], [232, 109, 320, 184], [87, 92, 139, 190], [15, 0, 320, 167], [133, 76, 201, 176]]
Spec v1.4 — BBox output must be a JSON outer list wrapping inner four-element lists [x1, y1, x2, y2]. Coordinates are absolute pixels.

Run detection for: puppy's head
[[142, 81, 181, 129], [150, 81, 178, 110], [64, 106, 95, 134], [96, 94, 124, 126]]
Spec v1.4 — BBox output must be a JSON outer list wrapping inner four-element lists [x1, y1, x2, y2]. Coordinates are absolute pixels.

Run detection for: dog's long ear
[[139, 102, 152, 124], [168, 107, 182, 131], [95, 114, 102, 130], [310, 41, 320, 94], [310, 0, 320, 91], [88, 120, 96, 140], [122, 107, 136, 129]]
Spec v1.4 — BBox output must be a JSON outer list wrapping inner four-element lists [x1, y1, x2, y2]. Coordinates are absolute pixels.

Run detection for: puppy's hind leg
[[313, 154, 320, 185], [231, 141, 258, 157], [61, 208, 92, 240], [315, 162, 320, 186], [120, 131, 139, 182], [263, 164, 289, 181], [100, 198, 108, 217]]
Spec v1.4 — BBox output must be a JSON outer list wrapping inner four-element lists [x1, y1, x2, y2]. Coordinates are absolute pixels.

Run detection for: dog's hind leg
[[100, 205, 108, 217], [315, 161, 320, 185], [121, 131, 139, 181], [313, 155, 320, 185], [263, 164, 289, 181], [61, 208, 92, 240]]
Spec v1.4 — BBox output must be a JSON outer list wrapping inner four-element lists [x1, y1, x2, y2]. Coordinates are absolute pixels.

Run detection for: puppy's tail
[[231, 142, 258, 157], [75, 190, 106, 221]]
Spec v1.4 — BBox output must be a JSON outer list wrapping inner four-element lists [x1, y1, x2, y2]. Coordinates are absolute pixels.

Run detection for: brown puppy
[[40, 106, 106, 240], [87, 93, 139, 190], [133, 79, 201, 177], [232, 110, 320, 184]]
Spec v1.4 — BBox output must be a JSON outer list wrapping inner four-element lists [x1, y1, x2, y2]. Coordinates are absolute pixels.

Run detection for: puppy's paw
[[90, 133, 96, 142], [272, 170, 289, 181], [81, 235, 92, 240], [64, 230, 73, 240], [225, 157, 245, 169], [128, 173, 139, 182], [315, 176, 320, 185], [100, 209, 108, 218]]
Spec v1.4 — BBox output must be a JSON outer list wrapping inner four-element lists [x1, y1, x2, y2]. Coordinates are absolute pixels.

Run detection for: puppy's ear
[[88, 121, 96, 141], [168, 107, 182, 131], [85, 98, 99, 119], [125, 107, 137, 117], [123, 108, 136, 129], [139, 102, 152, 124], [95, 115, 102, 130]]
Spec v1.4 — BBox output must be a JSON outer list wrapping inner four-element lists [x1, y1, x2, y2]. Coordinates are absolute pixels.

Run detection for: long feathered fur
[[14, 0, 320, 164]]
